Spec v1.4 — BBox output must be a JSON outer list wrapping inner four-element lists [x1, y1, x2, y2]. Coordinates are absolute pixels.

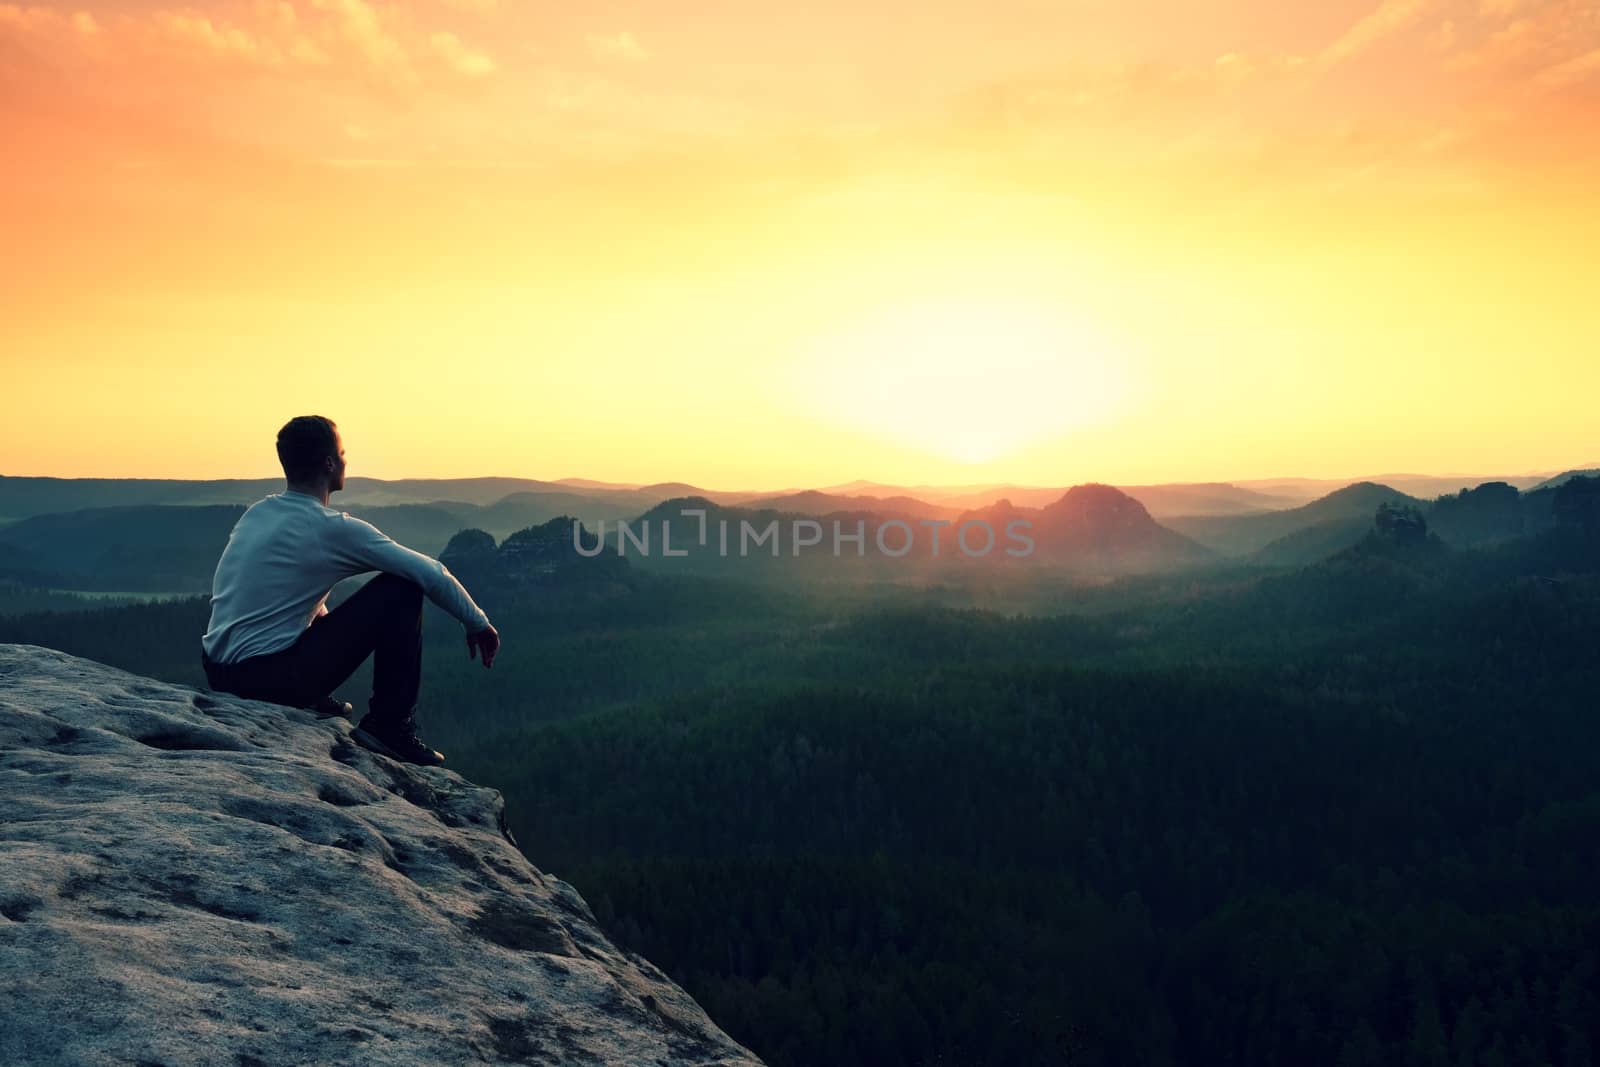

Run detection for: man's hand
[[466, 623, 500, 669]]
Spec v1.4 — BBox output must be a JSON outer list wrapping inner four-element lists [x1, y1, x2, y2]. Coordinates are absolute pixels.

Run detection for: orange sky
[[3, 0, 1597, 488]]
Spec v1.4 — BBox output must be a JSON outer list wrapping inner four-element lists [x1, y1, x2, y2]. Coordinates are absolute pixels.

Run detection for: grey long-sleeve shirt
[[201, 489, 490, 665]]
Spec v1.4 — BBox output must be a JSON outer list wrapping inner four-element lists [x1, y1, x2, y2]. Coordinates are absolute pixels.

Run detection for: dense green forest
[[3, 490, 1598, 1067]]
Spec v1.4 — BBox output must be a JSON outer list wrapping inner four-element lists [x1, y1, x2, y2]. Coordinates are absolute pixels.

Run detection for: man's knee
[[368, 572, 423, 606]]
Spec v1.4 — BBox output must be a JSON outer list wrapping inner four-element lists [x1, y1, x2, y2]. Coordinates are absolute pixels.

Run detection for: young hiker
[[200, 415, 500, 765]]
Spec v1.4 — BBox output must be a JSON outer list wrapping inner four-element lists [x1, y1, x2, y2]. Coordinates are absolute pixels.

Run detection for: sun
[[784, 295, 1135, 465]]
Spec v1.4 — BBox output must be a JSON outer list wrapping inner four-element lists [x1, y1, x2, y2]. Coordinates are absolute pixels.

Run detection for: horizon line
[[3, 462, 1595, 497]]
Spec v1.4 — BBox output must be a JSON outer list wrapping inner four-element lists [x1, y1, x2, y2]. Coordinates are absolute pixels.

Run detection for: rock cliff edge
[[0, 643, 763, 1067]]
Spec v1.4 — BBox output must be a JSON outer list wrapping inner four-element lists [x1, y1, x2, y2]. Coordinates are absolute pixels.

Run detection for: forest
[[3, 481, 1597, 1066]]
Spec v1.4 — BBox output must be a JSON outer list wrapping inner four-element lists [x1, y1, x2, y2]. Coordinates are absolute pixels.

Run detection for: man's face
[[329, 431, 347, 493]]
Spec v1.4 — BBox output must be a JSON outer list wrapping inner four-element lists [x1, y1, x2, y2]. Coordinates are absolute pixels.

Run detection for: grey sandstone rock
[[0, 643, 763, 1067]]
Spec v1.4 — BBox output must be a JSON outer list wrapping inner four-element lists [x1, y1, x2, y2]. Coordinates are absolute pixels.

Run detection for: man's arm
[[324, 513, 492, 633]]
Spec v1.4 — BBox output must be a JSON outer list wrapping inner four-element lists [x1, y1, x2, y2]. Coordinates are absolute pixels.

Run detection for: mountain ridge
[[6, 464, 1586, 525]]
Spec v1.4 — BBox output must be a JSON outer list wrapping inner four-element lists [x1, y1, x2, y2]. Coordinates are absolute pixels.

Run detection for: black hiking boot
[[353, 713, 444, 766]]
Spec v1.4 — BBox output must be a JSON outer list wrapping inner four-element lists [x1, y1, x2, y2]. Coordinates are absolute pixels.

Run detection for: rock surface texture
[[0, 644, 763, 1067]]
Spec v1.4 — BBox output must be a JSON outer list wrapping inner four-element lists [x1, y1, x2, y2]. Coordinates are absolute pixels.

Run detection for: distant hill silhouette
[[0, 505, 243, 592], [0, 500, 532, 593], [1115, 482, 1302, 518], [1427, 481, 1530, 545], [440, 518, 633, 613], [959, 484, 1214, 571], [1529, 467, 1600, 492], [1237, 482, 1600, 631], [923, 481, 1303, 518], [1412, 476, 1586, 551], [0, 478, 281, 521], [466, 491, 654, 534], [742, 490, 957, 522], [615, 485, 1210, 577], [763, 480, 1303, 515], [1172, 482, 1422, 559], [1228, 471, 1555, 501], [9, 468, 1584, 529], [609, 496, 826, 579], [4, 474, 1591, 594], [0, 475, 739, 524]]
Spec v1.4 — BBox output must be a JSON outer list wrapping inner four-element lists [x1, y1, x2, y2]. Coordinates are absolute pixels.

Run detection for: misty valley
[[2, 470, 1598, 1066]]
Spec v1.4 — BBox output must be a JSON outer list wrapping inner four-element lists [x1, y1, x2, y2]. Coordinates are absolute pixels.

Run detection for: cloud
[[905, 5, 1593, 225], [1209, 50, 1308, 86], [311, 0, 413, 84], [431, 31, 494, 78], [150, 10, 291, 66], [0, 4, 64, 33], [1, 0, 502, 89], [585, 30, 647, 62], [1536, 46, 1600, 87], [1, 4, 113, 61], [254, 0, 298, 31], [1444, 0, 1600, 82], [1313, 0, 1437, 70]]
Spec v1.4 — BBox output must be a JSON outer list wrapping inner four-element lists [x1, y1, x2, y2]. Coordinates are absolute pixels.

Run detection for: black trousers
[[201, 572, 423, 726]]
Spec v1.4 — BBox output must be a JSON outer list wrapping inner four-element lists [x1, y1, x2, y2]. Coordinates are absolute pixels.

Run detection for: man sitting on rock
[[200, 415, 500, 766]]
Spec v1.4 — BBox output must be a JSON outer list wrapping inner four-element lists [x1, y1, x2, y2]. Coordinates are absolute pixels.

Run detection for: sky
[[3, 0, 1597, 489]]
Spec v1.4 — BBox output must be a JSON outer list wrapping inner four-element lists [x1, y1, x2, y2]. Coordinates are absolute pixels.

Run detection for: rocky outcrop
[[441, 519, 633, 611], [0, 644, 762, 1067], [957, 485, 1214, 572]]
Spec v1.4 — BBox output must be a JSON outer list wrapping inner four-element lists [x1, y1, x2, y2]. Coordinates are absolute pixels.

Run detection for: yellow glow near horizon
[[787, 296, 1136, 465], [2, 0, 1598, 488]]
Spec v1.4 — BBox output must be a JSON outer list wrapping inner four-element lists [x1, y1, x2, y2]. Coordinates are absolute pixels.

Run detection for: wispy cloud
[[1536, 45, 1600, 86], [1441, 0, 1600, 87], [1, 1, 496, 88], [905, 0, 1598, 223], [145, 9, 327, 68], [311, 0, 415, 85], [0, 5, 55, 32], [1312, 0, 1437, 71], [4, 0, 1594, 196], [431, 30, 494, 77]]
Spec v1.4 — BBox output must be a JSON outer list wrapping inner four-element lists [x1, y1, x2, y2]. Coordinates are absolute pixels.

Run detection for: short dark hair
[[276, 415, 339, 482]]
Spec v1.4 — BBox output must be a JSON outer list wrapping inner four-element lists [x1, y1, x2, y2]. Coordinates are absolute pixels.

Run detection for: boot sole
[[351, 727, 445, 766]]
